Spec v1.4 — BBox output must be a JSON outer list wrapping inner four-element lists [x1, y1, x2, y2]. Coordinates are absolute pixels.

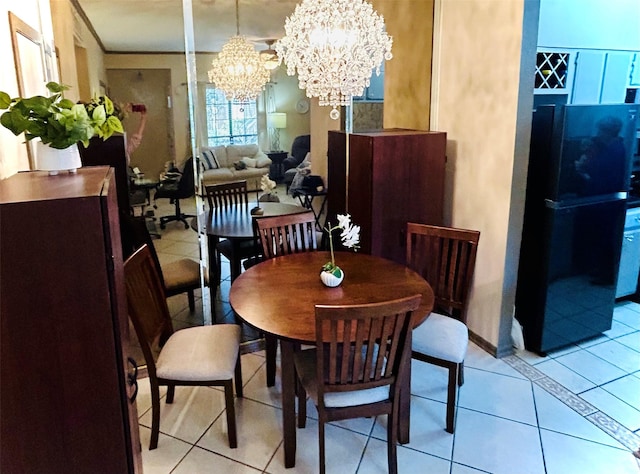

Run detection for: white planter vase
[[34, 141, 82, 175], [320, 268, 344, 287]]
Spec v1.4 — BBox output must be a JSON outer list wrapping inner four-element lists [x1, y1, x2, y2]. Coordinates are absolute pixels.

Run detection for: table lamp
[[268, 112, 287, 151]]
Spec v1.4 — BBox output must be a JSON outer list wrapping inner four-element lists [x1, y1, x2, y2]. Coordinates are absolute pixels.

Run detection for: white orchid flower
[[336, 213, 352, 229], [260, 175, 276, 193], [341, 224, 360, 249]]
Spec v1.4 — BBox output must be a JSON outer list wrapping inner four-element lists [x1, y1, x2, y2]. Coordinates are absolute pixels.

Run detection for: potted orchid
[[260, 175, 278, 201], [321, 213, 360, 287], [0, 82, 123, 173]]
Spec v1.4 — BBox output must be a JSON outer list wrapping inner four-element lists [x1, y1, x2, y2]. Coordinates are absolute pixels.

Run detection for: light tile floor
[[141, 186, 640, 473]]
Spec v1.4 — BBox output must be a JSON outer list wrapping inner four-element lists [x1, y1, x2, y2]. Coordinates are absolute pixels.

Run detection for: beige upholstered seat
[[123, 245, 242, 451], [122, 213, 201, 312], [155, 325, 240, 381], [406, 222, 480, 434], [412, 313, 469, 363]]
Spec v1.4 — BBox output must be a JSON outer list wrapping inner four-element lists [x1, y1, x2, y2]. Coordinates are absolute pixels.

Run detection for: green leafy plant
[[0, 82, 123, 149], [322, 213, 360, 276]]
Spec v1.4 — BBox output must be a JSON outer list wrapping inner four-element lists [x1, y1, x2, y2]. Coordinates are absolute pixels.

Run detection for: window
[[205, 87, 258, 146]]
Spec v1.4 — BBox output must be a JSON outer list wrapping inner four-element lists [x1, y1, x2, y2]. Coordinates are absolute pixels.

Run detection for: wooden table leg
[[207, 235, 218, 322], [230, 240, 242, 282], [398, 330, 412, 444], [280, 340, 296, 468]]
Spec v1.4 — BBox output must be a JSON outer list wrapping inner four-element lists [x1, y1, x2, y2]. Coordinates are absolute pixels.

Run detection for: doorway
[[106, 68, 175, 180]]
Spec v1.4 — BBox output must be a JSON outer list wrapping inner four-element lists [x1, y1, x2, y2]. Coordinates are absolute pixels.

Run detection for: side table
[[267, 151, 288, 182]]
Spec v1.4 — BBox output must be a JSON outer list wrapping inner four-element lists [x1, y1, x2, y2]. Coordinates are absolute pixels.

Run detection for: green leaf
[[46, 82, 69, 94], [58, 98, 75, 110], [106, 115, 123, 133], [0, 91, 11, 109], [0, 110, 29, 135]]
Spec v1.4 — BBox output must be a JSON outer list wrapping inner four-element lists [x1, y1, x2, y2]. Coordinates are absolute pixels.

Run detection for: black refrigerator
[[516, 103, 639, 354]]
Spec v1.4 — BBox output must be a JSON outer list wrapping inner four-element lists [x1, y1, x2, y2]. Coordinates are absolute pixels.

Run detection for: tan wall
[[49, 0, 78, 101], [374, 0, 434, 131], [105, 54, 190, 165], [430, 0, 527, 353], [264, 66, 311, 154]]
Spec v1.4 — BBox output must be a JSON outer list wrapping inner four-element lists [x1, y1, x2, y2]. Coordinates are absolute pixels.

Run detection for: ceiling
[[75, 0, 300, 53]]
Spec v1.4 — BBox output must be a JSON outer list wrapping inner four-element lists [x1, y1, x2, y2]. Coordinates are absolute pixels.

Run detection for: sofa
[[200, 143, 271, 191]]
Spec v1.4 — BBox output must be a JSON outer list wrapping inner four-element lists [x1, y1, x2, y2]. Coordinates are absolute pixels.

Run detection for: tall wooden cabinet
[[327, 129, 446, 264], [0, 167, 142, 473]]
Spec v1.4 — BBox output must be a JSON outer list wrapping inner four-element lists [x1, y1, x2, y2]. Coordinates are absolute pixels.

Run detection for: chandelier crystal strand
[[275, 0, 392, 118], [207, 0, 270, 102]]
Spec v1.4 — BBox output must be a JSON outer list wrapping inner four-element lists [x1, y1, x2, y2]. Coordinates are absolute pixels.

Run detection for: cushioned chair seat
[[294, 349, 390, 408], [156, 324, 240, 381], [412, 313, 468, 364], [162, 258, 201, 290]]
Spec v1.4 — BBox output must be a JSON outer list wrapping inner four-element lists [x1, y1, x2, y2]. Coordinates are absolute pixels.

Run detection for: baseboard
[[469, 331, 514, 359]]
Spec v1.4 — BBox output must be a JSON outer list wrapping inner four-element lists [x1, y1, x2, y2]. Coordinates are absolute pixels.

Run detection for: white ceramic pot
[[34, 140, 82, 175], [320, 268, 344, 287]]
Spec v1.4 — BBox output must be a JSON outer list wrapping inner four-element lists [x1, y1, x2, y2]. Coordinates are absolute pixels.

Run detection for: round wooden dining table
[[230, 251, 434, 468]]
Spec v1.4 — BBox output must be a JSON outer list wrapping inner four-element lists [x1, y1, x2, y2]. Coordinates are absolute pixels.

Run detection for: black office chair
[[155, 157, 195, 229]]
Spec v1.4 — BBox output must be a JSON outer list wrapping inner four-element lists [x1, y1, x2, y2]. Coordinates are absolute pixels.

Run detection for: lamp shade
[[268, 112, 287, 129]]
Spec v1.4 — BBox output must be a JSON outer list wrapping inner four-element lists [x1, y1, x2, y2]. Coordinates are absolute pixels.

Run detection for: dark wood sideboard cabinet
[[327, 129, 447, 264], [0, 167, 142, 473], [79, 135, 133, 255]]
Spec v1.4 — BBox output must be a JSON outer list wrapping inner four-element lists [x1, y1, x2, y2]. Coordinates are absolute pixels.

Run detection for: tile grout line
[[503, 355, 640, 452]]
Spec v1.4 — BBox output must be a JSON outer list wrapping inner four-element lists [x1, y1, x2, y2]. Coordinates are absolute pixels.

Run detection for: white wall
[[0, 1, 51, 179], [538, 0, 640, 51]]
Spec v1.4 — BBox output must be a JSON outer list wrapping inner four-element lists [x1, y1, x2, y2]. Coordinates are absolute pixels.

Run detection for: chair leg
[[387, 408, 398, 474], [187, 289, 195, 312], [166, 384, 175, 404], [265, 335, 277, 387], [318, 419, 326, 474], [446, 363, 458, 434], [150, 380, 161, 450], [224, 380, 238, 448], [297, 379, 307, 428], [234, 352, 243, 398], [458, 361, 465, 386]]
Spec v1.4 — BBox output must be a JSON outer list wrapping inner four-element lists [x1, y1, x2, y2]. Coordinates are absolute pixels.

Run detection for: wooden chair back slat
[[205, 181, 249, 210], [406, 223, 480, 324], [255, 211, 317, 259], [314, 295, 421, 395]]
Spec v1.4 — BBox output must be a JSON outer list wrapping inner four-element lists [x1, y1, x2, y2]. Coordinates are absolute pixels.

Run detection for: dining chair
[[123, 245, 242, 450], [205, 181, 259, 287], [254, 211, 317, 387], [294, 295, 422, 474], [405, 222, 480, 433], [122, 213, 201, 312]]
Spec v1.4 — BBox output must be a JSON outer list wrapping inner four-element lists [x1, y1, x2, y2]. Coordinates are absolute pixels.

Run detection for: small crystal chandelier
[[208, 0, 270, 102], [275, 0, 392, 119], [260, 40, 280, 71]]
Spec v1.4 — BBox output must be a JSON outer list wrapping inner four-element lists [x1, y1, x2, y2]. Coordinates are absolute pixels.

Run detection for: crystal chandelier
[[261, 40, 280, 71], [275, 0, 392, 119], [207, 0, 270, 102]]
